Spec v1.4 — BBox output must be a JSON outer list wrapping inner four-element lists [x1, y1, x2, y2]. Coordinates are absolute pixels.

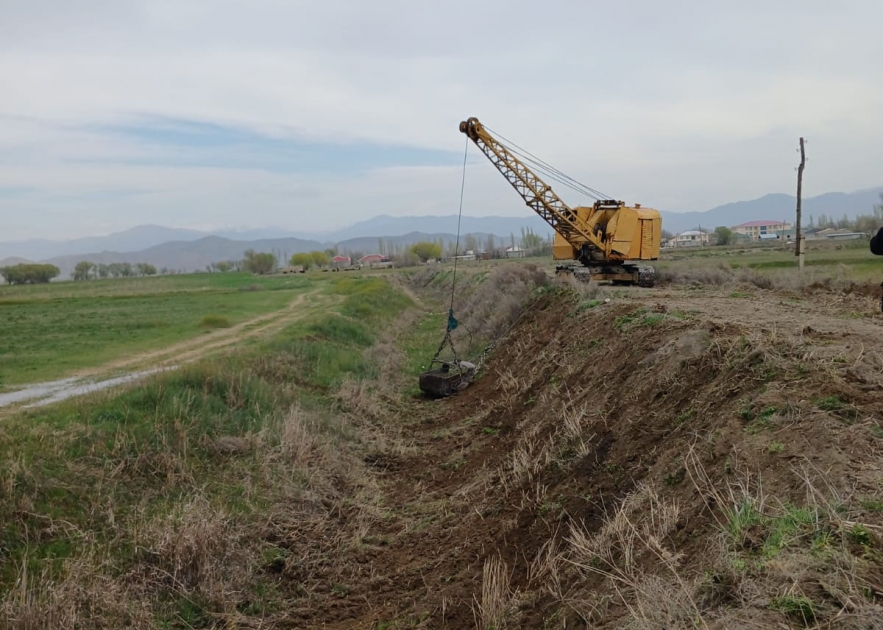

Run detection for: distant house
[[358, 254, 394, 269], [505, 246, 526, 258], [732, 220, 792, 240], [358, 254, 386, 265], [330, 255, 352, 270], [672, 230, 709, 247], [812, 228, 865, 241], [827, 232, 865, 241]]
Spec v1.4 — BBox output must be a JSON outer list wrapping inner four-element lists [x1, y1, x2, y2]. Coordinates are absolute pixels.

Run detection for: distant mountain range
[[320, 214, 554, 241], [658, 187, 883, 234], [1, 187, 880, 278], [320, 188, 883, 238]]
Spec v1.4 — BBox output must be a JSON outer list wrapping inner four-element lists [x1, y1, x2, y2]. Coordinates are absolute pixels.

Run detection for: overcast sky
[[1, 0, 881, 241]]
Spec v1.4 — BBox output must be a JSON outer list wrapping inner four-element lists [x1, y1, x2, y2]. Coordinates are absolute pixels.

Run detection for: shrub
[[309, 316, 373, 347], [656, 263, 734, 286], [199, 315, 232, 328], [457, 264, 548, 343], [0, 263, 61, 285]]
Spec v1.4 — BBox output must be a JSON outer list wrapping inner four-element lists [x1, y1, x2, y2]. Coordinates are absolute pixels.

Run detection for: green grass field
[[406, 238, 882, 284], [0, 274, 420, 626], [0, 272, 319, 388], [658, 239, 881, 279], [1, 240, 877, 391]]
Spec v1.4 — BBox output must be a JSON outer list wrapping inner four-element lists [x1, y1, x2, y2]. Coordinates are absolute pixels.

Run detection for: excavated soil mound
[[288, 287, 883, 629]]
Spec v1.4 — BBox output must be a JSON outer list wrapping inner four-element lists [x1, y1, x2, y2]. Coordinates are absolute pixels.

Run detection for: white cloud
[[1, 0, 882, 239]]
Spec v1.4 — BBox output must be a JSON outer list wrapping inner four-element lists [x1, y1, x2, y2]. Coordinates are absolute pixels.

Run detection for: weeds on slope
[[657, 260, 880, 297], [408, 263, 551, 353], [455, 264, 549, 341], [535, 453, 883, 629], [565, 484, 704, 629], [444, 290, 883, 628]]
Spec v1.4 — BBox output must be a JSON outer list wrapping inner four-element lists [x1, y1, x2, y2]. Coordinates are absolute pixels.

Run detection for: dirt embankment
[[287, 285, 883, 628]]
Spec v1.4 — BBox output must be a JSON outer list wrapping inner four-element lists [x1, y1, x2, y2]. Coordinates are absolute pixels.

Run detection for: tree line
[[240, 232, 553, 274], [0, 263, 61, 285], [809, 202, 883, 233], [289, 250, 330, 270], [55, 229, 561, 283], [71, 261, 158, 280], [372, 229, 553, 261]]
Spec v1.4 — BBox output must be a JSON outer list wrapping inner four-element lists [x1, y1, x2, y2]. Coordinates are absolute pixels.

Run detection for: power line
[[484, 125, 611, 200], [500, 144, 603, 200]]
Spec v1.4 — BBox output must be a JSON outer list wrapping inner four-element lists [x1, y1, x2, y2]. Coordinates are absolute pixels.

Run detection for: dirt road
[[0, 289, 332, 413], [629, 285, 883, 382]]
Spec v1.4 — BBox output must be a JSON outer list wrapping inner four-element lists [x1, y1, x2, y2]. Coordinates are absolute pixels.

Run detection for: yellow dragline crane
[[460, 117, 661, 286]]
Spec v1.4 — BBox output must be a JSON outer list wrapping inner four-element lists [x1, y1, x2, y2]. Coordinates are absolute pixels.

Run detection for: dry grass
[[565, 276, 611, 301], [137, 497, 250, 613], [657, 262, 776, 288], [457, 264, 548, 342], [512, 382, 882, 629], [333, 306, 416, 418], [473, 555, 518, 630], [681, 449, 883, 628], [657, 261, 878, 296], [564, 484, 704, 629], [656, 262, 735, 287], [0, 554, 154, 630], [0, 393, 385, 629], [549, 463, 882, 629]]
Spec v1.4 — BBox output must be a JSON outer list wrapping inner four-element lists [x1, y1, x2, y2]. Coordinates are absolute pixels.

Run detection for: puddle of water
[[0, 368, 177, 410], [0, 378, 81, 407]]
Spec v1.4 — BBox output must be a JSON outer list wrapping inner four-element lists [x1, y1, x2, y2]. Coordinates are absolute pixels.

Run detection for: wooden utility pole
[[795, 137, 806, 270]]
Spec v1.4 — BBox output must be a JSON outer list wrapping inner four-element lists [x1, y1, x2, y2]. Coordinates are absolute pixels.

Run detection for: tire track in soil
[[73, 290, 322, 376]]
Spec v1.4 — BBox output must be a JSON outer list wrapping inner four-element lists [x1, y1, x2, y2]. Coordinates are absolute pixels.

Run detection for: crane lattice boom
[[459, 117, 603, 250]]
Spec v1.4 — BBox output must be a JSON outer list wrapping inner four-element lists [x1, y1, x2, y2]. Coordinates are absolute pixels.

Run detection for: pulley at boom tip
[[459, 117, 482, 139]]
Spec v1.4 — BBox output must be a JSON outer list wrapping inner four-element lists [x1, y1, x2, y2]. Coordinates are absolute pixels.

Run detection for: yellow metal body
[[460, 117, 661, 272], [551, 205, 661, 262]]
